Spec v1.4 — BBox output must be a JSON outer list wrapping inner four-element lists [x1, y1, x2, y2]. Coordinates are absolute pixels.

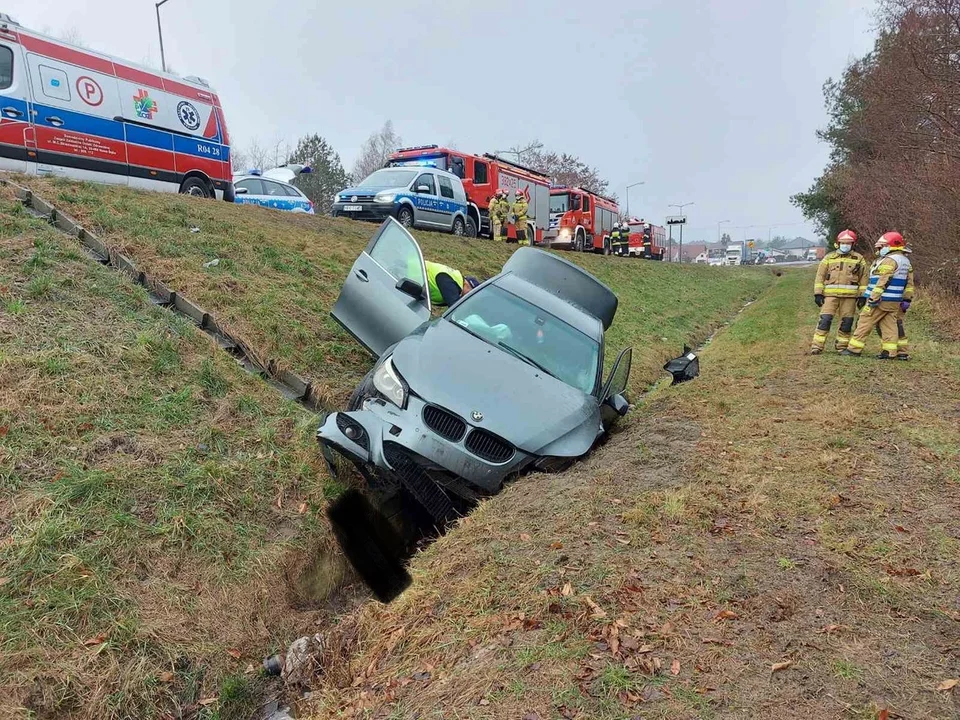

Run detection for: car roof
[[233, 174, 295, 187], [490, 274, 603, 341]]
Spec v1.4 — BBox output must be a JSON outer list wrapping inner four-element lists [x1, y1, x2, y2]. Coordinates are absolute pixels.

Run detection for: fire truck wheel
[[452, 217, 466, 236], [397, 206, 415, 228], [602, 239, 611, 256], [465, 217, 478, 238], [574, 231, 585, 252]]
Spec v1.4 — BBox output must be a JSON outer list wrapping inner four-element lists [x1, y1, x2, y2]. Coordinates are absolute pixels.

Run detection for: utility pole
[[718, 219, 731, 244], [156, 0, 170, 73], [670, 201, 694, 263], [625, 181, 645, 220]]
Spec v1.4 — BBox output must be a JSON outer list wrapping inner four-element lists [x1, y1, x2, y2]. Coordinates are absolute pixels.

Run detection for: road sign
[[748, 241, 755, 248], [666, 216, 687, 225]]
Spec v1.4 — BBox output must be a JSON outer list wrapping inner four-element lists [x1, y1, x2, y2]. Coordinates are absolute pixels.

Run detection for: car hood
[[391, 320, 600, 455], [338, 184, 406, 197]]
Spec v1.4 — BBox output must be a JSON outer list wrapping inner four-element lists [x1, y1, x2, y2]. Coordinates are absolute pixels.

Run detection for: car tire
[[180, 177, 211, 198], [398, 206, 414, 228], [452, 216, 465, 236], [465, 217, 478, 238]]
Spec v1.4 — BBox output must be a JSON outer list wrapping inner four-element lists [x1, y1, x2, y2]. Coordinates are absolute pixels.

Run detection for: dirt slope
[[303, 271, 960, 719]]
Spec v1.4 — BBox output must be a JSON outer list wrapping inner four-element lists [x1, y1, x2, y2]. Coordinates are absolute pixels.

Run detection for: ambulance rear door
[[24, 45, 128, 184], [0, 32, 32, 173]]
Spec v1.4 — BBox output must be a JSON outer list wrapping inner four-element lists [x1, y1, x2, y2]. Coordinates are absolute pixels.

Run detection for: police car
[[233, 165, 315, 214], [333, 166, 474, 236]]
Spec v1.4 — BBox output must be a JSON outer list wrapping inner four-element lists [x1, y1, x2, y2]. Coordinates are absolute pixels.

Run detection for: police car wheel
[[398, 207, 414, 228], [452, 217, 465, 236], [180, 177, 210, 199]]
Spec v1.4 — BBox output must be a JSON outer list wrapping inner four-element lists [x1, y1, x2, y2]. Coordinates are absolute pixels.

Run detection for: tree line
[[231, 123, 610, 215], [793, 0, 960, 295]]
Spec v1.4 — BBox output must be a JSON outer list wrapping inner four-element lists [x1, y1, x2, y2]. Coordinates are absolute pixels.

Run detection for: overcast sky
[[6, 0, 877, 243]]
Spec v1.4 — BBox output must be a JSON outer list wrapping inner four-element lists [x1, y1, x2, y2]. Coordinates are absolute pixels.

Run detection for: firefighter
[[621, 222, 632, 256], [843, 231, 914, 359], [512, 191, 529, 246], [641, 220, 652, 259], [610, 223, 623, 255], [488, 189, 508, 241], [810, 229, 868, 354], [425, 260, 480, 306]]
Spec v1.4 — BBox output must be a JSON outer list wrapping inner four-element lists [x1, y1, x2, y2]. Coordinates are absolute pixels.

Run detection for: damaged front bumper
[[317, 395, 534, 516]]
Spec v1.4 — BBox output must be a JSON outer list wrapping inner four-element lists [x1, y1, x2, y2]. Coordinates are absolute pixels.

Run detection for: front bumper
[[331, 202, 396, 223], [316, 395, 534, 498]]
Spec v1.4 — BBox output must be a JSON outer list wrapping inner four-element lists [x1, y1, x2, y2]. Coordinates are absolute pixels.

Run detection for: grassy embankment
[[0, 177, 775, 719], [304, 270, 960, 720]]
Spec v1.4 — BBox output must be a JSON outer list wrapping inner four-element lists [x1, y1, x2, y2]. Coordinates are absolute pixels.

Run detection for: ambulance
[[0, 14, 233, 200]]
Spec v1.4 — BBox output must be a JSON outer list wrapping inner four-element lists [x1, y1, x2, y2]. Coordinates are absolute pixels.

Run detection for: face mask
[[879, 247, 891, 257], [838, 244, 852, 254]]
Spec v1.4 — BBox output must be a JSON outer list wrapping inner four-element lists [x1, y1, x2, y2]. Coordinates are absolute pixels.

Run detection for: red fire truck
[[624, 218, 666, 260], [545, 186, 620, 253], [387, 145, 551, 241]]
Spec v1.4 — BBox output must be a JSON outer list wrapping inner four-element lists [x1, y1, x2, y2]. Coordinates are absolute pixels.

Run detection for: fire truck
[[622, 218, 666, 260], [545, 186, 620, 253], [387, 145, 551, 241]]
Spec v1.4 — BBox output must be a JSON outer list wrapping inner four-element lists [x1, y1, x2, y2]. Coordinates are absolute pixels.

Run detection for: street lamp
[[156, 0, 170, 73], [669, 201, 694, 262], [718, 219, 731, 244], [625, 181, 645, 220]]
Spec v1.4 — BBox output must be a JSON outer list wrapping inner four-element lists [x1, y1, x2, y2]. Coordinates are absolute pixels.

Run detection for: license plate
[[342, 205, 362, 212]]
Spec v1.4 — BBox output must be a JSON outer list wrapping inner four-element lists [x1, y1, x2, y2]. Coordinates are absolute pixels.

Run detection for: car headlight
[[374, 192, 396, 204], [559, 228, 571, 238], [373, 356, 408, 408], [333, 194, 342, 203]]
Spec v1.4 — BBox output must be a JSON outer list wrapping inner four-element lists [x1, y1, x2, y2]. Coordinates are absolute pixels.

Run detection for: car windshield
[[358, 169, 417, 188], [447, 285, 600, 395], [550, 194, 570, 213]]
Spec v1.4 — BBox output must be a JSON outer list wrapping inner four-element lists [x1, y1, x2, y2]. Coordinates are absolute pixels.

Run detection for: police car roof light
[[300, 166, 312, 174], [248, 169, 262, 176]]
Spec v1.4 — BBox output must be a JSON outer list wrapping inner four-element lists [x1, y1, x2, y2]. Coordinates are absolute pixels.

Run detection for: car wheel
[[180, 177, 211, 198], [398, 206, 414, 228], [452, 216, 465, 236], [465, 217, 478, 238]]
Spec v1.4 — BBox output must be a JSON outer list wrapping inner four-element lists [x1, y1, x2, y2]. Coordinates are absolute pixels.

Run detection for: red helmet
[[837, 229, 857, 244], [881, 231, 905, 249]]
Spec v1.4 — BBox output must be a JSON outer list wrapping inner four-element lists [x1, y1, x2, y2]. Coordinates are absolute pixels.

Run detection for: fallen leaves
[[884, 565, 922, 577], [549, 541, 563, 550], [519, 533, 531, 541], [582, 596, 606, 619], [771, 660, 793, 673], [226, 648, 242, 660], [670, 658, 681, 676], [936, 678, 958, 691], [82, 633, 107, 647], [714, 609, 739, 622], [561, 582, 573, 597], [158, 671, 175, 683]]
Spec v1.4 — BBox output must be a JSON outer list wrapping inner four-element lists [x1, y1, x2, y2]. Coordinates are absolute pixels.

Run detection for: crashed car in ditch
[[318, 217, 669, 528]]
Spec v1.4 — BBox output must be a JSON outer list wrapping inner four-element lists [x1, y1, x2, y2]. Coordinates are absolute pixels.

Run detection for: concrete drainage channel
[[4, 179, 328, 413]]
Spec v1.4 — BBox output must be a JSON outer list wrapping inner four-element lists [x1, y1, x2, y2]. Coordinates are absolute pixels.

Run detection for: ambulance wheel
[[452, 217, 466, 236], [180, 177, 211, 198], [398, 206, 414, 228]]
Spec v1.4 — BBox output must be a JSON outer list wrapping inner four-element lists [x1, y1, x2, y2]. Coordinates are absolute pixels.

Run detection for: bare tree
[[510, 139, 610, 194], [59, 27, 86, 47], [232, 137, 291, 173], [351, 121, 401, 181]]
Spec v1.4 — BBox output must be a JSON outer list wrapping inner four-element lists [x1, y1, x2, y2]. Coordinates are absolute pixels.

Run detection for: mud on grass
[[302, 269, 959, 719], [0, 188, 346, 718]]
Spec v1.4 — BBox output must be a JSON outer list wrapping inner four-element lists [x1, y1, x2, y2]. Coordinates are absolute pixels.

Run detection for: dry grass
[[301, 270, 960, 719]]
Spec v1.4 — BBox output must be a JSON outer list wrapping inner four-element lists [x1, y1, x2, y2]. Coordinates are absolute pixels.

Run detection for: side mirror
[[663, 345, 700, 385], [235, 187, 248, 194], [416, 185, 431, 194], [396, 277, 424, 300], [605, 393, 630, 417]]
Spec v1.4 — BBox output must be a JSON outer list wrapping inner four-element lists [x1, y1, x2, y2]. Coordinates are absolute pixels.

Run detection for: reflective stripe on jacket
[[512, 199, 528, 230], [865, 252, 912, 302], [814, 250, 868, 297], [425, 260, 464, 305]]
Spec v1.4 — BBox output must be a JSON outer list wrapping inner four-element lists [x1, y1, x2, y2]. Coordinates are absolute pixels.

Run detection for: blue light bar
[[248, 168, 262, 176], [300, 166, 312, 174]]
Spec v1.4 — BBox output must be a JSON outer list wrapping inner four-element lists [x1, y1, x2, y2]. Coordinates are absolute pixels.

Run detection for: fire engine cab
[[621, 218, 666, 261], [546, 186, 619, 254], [387, 145, 550, 241]]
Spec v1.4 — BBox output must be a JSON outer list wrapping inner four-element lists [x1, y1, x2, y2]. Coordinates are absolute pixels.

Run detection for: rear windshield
[[447, 285, 600, 395], [358, 169, 417, 188]]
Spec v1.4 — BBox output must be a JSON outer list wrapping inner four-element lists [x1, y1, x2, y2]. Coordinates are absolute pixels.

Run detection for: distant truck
[[545, 186, 620, 254], [387, 145, 551, 242], [806, 247, 826, 261], [725, 242, 748, 266]]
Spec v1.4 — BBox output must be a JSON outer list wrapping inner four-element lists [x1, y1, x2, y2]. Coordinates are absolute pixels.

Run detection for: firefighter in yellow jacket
[[810, 229, 868, 354], [843, 231, 914, 360], [512, 191, 530, 246], [488, 189, 509, 241]]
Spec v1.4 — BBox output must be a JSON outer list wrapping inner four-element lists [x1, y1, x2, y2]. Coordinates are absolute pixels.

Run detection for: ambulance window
[[235, 178, 264, 195], [0, 47, 12, 90], [473, 161, 488, 185], [438, 176, 455, 199]]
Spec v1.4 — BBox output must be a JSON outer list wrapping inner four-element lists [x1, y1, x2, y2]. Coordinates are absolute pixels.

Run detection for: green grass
[[0, 186, 334, 719]]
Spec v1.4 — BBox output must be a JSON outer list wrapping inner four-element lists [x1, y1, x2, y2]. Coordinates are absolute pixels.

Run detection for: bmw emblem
[[471, 411, 483, 422], [351, 195, 358, 202]]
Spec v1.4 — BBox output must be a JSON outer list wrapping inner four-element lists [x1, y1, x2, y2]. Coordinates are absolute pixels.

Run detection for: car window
[[235, 178, 264, 195], [474, 161, 488, 185], [262, 180, 288, 197], [447, 285, 600, 395], [369, 221, 427, 288], [438, 175, 455, 199], [0, 47, 12, 90], [281, 183, 303, 197], [413, 173, 436, 195]]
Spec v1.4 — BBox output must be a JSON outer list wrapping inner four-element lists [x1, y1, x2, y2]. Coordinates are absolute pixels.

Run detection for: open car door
[[600, 347, 632, 427], [331, 218, 432, 357]]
